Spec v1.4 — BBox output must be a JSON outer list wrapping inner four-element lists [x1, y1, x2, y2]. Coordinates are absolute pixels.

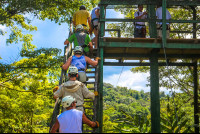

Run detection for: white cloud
[[104, 70, 150, 92], [103, 70, 176, 94]]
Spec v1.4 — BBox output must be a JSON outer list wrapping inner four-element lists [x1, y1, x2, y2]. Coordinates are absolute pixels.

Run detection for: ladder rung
[[88, 88, 95, 90], [87, 66, 96, 69], [82, 130, 93, 133], [84, 107, 94, 109], [86, 71, 96, 73], [84, 101, 93, 102], [87, 76, 95, 79], [85, 82, 95, 84]]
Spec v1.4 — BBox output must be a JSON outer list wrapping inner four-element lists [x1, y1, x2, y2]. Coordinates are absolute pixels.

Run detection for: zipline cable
[[162, 41, 180, 133], [116, 61, 125, 87]]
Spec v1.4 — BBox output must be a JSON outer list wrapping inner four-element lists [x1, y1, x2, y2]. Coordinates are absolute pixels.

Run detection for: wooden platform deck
[[99, 37, 200, 60]]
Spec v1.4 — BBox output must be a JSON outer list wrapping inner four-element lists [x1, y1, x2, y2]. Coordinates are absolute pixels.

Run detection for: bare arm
[[82, 113, 97, 128], [87, 17, 92, 29], [50, 118, 59, 133], [95, 9, 100, 18], [53, 95, 57, 99], [88, 42, 93, 55], [85, 56, 98, 66], [73, 21, 76, 26], [62, 56, 72, 70], [64, 39, 69, 45], [135, 13, 147, 19]]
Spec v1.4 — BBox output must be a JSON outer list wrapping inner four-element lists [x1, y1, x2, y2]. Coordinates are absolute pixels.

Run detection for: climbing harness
[[91, 18, 99, 30]]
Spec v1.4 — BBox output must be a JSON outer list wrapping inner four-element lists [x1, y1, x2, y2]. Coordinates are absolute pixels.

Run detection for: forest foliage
[[1, 0, 200, 133]]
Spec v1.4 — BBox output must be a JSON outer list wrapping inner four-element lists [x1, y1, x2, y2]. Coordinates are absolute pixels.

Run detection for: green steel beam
[[193, 61, 199, 133], [99, 48, 104, 133], [100, 5, 105, 37], [100, 0, 200, 6], [162, 0, 167, 50], [192, 7, 197, 39], [150, 49, 161, 133], [105, 29, 120, 37], [103, 62, 194, 66], [148, 5, 157, 38], [100, 18, 200, 23], [104, 53, 200, 59], [99, 41, 200, 49]]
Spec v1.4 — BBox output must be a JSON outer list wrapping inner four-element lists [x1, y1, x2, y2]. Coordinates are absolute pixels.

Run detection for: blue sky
[[0, 8, 171, 94]]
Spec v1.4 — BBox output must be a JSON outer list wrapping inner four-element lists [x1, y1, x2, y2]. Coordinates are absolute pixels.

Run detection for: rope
[[116, 61, 125, 87], [162, 41, 180, 133]]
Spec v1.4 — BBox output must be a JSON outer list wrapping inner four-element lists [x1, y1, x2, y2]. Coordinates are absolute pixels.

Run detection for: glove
[[94, 91, 98, 96], [95, 57, 101, 60], [60, 63, 64, 67], [94, 121, 99, 128], [53, 86, 59, 92]]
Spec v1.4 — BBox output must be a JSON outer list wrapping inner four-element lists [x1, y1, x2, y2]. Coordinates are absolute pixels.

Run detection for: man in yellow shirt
[[73, 5, 92, 34]]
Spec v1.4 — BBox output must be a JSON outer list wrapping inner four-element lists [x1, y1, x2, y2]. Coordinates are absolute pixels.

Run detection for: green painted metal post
[[192, 7, 197, 39], [99, 47, 104, 133], [193, 61, 199, 133], [150, 49, 161, 133], [162, 0, 166, 43], [100, 4, 105, 37], [147, 5, 157, 38]]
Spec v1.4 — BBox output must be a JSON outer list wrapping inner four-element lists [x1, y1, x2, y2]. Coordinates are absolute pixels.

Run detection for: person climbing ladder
[[64, 25, 93, 57], [61, 46, 100, 83], [50, 96, 99, 133], [53, 66, 98, 112]]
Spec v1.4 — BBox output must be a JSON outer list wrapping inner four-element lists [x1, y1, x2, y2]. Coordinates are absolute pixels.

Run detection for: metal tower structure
[[97, 0, 200, 133]]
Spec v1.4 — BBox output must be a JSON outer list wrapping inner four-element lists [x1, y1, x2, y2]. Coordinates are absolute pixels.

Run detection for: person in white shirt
[[134, 5, 147, 38], [50, 96, 99, 133], [156, 5, 171, 38]]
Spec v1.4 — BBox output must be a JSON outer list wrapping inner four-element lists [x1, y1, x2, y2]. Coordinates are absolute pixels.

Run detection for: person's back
[[50, 96, 99, 133], [58, 109, 82, 133], [54, 80, 95, 112], [156, 6, 171, 25], [156, 5, 171, 38], [73, 10, 90, 27]]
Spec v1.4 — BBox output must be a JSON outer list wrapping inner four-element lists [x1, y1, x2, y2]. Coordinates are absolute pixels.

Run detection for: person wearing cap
[[90, 3, 100, 48], [134, 5, 147, 38], [50, 96, 99, 133], [61, 46, 101, 83], [53, 66, 98, 112], [156, 5, 171, 38], [73, 5, 92, 34], [64, 24, 93, 57]]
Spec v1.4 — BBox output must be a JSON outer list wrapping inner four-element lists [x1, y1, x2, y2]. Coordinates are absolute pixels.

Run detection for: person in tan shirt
[[53, 66, 98, 112]]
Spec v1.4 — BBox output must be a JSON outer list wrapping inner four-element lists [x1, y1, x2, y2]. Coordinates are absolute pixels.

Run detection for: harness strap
[[78, 68, 85, 71], [91, 18, 99, 29]]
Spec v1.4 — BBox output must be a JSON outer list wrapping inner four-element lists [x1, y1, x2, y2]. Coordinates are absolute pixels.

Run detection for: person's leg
[[93, 29, 98, 48], [78, 72, 87, 83], [134, 29, 139, 38], [93, 21, 98, 48]]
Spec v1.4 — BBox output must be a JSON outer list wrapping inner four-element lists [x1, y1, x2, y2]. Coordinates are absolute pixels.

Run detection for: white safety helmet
[[74, 46, 83, 53], [61, 96, 75, 108], [68, 65, 78, 74], [76, 24, 84, 31]]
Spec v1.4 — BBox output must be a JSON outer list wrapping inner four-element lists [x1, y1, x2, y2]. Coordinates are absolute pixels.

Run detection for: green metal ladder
[[49, 17, 99, 133]]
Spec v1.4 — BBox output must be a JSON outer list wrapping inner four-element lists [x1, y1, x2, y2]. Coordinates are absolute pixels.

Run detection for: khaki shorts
[[78, 72, 87, 83], [157, 24, 170, 38]]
